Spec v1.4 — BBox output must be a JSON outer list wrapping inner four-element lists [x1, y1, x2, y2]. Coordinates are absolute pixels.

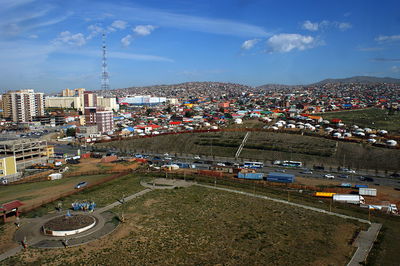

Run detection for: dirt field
[[0, 174, 110, 209], [0, 223, 18, 254], [296, 176, 400, 207], [2, 186, 363, 265]]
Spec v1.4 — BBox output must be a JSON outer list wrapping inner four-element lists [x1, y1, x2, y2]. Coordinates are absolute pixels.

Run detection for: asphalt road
[[50, 144, 400, 188]]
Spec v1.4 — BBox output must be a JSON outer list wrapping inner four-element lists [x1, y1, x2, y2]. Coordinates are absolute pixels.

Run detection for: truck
[[237, 172, 263, 180], [265, 172, 295, 183], [359, 188, 377, 197], [333, 194, 365, 204], [314, 192, 336, 198]]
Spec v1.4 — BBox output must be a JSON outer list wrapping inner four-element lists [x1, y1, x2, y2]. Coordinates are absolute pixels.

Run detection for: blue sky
[[1, 0, 400, 92]]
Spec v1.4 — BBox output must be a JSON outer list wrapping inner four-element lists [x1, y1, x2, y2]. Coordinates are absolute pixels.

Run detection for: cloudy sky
[[1, 0, 399, 92]]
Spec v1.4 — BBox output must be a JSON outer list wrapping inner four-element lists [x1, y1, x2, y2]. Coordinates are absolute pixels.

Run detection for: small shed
[[0, 200, 24, 223]]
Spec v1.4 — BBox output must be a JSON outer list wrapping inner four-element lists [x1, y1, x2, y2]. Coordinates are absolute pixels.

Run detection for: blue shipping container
[[355, 184, 368, 188], [175, 163, 192, 169], [265, 172, 295, 183], [238, 172, 264, 180]]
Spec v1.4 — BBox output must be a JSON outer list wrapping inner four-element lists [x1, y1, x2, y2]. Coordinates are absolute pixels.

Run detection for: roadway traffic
[[52, 143, 400, 189]]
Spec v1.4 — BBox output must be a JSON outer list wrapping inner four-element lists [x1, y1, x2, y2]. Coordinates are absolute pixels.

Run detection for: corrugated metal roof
[[0, 200, 24, 212]]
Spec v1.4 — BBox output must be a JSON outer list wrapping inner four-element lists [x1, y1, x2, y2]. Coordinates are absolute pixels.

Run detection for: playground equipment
[[71, 200, 96, 212]]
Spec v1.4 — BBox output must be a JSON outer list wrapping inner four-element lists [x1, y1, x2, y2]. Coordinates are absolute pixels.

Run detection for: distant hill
[[256, 84, 302, 90], [311, 76, 400, 85]]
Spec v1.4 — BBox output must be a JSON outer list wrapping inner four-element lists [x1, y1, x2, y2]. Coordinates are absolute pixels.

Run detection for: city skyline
[[1, 0, 399, 92]]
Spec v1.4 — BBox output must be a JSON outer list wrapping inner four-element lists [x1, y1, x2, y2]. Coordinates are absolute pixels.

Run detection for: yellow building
[[43, 146, 54, 158], [0, 156, 17, 177]]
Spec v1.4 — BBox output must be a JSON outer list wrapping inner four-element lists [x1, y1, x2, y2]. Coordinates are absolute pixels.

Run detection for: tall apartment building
[[97, 96, 119, 111], [62, 88, 86, 97], [96, 110, 114, 133], [83, 91, 97, 108], [84, 107, 97, 125], [62, 88, 75, 97], [2, 89, 45, 122]]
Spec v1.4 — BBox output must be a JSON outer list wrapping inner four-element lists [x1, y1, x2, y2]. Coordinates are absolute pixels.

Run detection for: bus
[[243, 161, 264, 169], [282, 161, 303, 167]]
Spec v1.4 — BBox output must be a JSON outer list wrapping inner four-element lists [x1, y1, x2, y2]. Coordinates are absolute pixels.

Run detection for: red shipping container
[[101, 155, 118, 163]]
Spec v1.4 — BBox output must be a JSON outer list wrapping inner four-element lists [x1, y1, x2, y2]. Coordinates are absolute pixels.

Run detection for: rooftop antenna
[[101, 33, 110, 93]]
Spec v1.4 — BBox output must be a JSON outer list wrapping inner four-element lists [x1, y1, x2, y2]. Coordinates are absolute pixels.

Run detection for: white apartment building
[[96, 110, 114, 133], [2, 89, 44, 122]]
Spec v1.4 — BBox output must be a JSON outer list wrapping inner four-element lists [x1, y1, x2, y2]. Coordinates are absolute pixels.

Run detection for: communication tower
[[101, 33, 110, 91]]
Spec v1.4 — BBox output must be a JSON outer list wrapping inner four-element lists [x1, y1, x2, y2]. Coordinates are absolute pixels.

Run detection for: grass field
[[21, 173, 144, 218], [321, 108, 400, 134], [2, 184, 363, 265], [0, 174, 111, 207], [1, 172, 399, 265], [96, 131, 400, 171]]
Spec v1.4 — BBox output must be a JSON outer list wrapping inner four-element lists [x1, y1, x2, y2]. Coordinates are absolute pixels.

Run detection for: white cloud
[[54, 31, 86, 47], [375, 35, 400, 42], [391, 66, 400, 73], [302, 20, 319, 31], [109, 51, 173, 62], [121, 34, 132, 47], [87, 24, 103, 39], [337, 22, 352, 31], [57, 48, 174, 62], [267, 33, 316, 53], [111, 20, 127, 30], [133, 25, 157, 36], [93, 3, 269, 37], [241, 39, 259, 50], [301, 20, 351, 32]]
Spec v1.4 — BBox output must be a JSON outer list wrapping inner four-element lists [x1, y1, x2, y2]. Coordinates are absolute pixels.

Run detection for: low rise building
[[0, 139, 50, 170], [0, 155, 17, 177]]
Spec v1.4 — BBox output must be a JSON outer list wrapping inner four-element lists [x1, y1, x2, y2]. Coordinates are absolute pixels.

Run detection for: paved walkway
[[140, 178, 194, 190], [0, 246, 23, 262], [96, 189, 152, 213], [347, 223, 382, 266]]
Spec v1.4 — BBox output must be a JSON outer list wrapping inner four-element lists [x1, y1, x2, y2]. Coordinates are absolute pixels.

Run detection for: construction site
[[0, 139, 52, 171]]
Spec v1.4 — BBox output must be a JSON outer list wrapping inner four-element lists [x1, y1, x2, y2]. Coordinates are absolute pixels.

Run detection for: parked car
[[216, 162, 226, 167], [75, 181, 87, 189], [338, 174, 349, 179], [276, 169, 286, 173], [324, 174, 335, 179], [194, 155, 201, 160], [358, 176, 366, 181]]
